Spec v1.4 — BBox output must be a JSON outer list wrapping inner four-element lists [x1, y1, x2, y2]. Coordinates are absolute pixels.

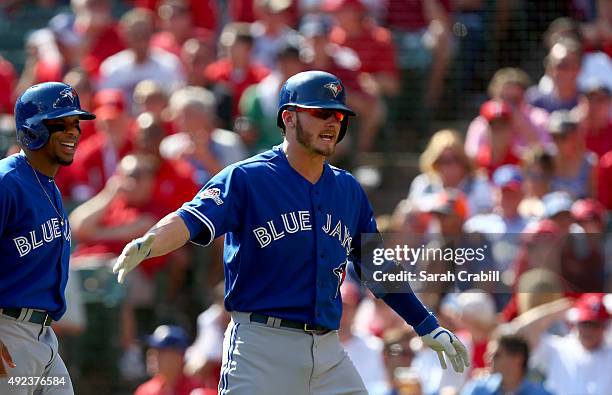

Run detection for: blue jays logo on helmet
[[14, 82, 95, 150], [324, 82, 343, 98], [55, 88, 76, 107], [276, 71, 356, 142]]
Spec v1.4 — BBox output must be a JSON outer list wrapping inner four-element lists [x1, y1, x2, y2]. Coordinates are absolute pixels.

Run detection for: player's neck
[[282, 140, 325, 184], [25, 151, 60, 178]]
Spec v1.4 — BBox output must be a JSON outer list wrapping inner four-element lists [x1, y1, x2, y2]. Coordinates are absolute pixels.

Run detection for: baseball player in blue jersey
[[0, 82, 95, 394], [113, 71, 469, 394]]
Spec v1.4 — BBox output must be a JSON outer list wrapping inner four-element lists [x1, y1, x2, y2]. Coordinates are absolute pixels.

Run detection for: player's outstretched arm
[[0, 338, 16, 376], [112, 213, 190, 283]]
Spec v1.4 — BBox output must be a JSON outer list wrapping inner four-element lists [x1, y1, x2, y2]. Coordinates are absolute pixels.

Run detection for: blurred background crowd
[[1, 0, 612, 394]]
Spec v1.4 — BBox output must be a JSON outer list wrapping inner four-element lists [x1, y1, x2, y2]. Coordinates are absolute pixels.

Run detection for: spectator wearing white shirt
[[98, 8, 185, 110], [339, 281, 388, 394], [534, 293, 612, 395], [185, 283, 230, 389]]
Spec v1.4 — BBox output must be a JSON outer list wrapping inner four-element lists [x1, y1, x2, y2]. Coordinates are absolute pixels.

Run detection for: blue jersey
[[177, 146, 414, 330], [0, 153, 71, 320]]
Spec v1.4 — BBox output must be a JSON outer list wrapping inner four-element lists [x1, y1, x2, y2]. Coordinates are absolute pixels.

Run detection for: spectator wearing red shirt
[[576, 80, 612, 157], [150, 0, 215, 58], [69, 154, 164, 263], [228, 0, 256, 23], [204, 22, 270, 126], [71, 0, 126, 78], [67, 89, 134, 202], [300, 16, 384, 153], [327, 0, 400, 98], [597, 149, 612, 209], [466, 68, 551, 161], [133, 112, 198, 211], [69, 154, 174, 379], [472, 100, 521, 176], [136, 325, 211, 395], [0, 55, 16, 115]]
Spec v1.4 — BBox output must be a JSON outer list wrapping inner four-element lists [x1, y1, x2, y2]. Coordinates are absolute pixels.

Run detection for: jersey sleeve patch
[[198, 187, 224, 206]]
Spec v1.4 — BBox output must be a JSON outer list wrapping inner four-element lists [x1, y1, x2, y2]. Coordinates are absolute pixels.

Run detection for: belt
[[0, 308, 52, 327], [250, 313, 331, 334]]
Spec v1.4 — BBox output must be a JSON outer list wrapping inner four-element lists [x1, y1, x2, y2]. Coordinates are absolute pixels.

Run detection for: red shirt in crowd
[[76, 24, 125, 78], [150, 28, 214, 58], [597, 150, 612, 209], [0, 57, 16, 114], [134, 374, 211, 395], [329, 22, 398, 77], [584, 121, 612, 158], [33, 59, 63, 84], [204, 59, 269, 118], [59, 133, 134, 199], [154, 159, 199, 213], [385, 0, 452, 31], [475, 145, 521, 177], [71, 195, 168, 276]]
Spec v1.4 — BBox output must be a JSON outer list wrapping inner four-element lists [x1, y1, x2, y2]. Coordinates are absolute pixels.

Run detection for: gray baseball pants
[[0, 313, 73, 395], [219, 311, 368, 395]]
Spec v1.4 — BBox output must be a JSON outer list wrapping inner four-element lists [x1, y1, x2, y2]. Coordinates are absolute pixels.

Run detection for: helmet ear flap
[[18, 120, 49, 150]]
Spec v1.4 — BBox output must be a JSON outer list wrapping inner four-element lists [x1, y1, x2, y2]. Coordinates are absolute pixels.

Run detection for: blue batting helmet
[[277, 71, 355, 142], [15, 82, 95, 150]]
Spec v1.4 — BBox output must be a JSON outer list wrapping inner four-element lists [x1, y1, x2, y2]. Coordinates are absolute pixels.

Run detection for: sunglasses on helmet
[[291, 107, 346, 122]]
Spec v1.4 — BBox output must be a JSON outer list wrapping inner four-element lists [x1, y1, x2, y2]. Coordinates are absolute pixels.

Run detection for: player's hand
[[0, 339, 16, 377], [112, 233, 155, 284], [420, 326, 470, 373]]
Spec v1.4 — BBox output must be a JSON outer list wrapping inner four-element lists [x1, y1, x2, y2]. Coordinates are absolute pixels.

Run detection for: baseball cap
[[48, 13, 80, 47], [571, 198, 606, 223], [456, 291, 497, 326], [428, 189, 469, 220], [548, 110, 578, 136], [520, 219, 561, 244], [567, 293, 610, 323], [493, 165, 523, 191], [580, 77, 612, 96], [94, 89, 126, 120], [300, 15, 331, 38], [542, 191, 573, 218], [146, 325, 190, 350], [480, 100, 512, 123]]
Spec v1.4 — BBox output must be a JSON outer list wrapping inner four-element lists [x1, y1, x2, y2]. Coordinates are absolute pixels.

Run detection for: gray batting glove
[[112, 233, 156, 284], [421, 326, 470, 373]]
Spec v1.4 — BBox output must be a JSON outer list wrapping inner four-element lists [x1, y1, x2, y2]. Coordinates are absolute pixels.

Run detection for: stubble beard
[[295, 117, 336, 157]]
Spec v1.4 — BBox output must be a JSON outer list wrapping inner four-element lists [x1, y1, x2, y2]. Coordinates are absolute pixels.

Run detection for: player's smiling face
[[293, 107, 343, 157], [42, 115, 82, 166]]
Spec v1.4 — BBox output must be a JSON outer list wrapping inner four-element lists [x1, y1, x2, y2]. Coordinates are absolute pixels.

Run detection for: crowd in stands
[[1, 0, 612, 394]]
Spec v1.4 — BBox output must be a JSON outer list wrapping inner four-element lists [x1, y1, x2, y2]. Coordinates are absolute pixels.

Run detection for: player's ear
[[281, 109, 295, 129]]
